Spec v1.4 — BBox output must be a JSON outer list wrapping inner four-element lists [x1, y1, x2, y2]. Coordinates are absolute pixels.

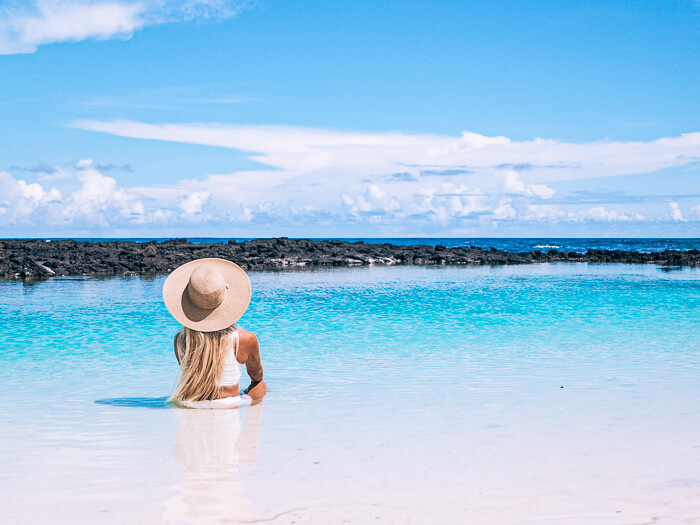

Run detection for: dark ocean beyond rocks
[[2, 238, 699, 279]]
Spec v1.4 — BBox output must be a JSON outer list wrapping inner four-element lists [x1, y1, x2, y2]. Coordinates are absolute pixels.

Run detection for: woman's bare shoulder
[[238, 329, 258, 346], [236, 329, 259, 361]]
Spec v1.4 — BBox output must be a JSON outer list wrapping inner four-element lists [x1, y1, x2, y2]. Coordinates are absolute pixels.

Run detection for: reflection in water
[[163, 402, 264, 524]]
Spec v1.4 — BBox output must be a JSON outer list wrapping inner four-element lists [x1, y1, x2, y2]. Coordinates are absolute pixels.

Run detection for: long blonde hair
[[170, 324, 237, 402]]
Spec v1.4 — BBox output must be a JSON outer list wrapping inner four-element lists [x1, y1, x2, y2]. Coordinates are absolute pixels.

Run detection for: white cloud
[[435, 183, 486, 217], [179, 190, 211, 215], [669, 201, 685, 222], [493, 199, 516, 220], [0, 0, 246, 54], [504, 171, 555, 199], [75, 120, 700, 187], [529, 183, 556, 200], [0, 171, 62, 223], [524, 205, 569, 222], [402, 183, 488, 227], [62, 159, 144, 224], [586, 206, 627, 222], [519, 205, 648, 223], [342, 185, 399, 216], [504, 171, 526, 193], [691, 204, 700, 220], [0, 161, 163, 228]]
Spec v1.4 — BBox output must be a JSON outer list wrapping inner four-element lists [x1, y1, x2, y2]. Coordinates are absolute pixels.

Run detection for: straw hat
[[162, 258, 251, 332]]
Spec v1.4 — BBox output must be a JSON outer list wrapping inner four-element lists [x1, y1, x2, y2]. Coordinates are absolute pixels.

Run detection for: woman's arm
[[238, 330, 267, 398]]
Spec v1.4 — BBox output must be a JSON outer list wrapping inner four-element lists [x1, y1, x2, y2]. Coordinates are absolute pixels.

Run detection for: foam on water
[[1, 264, 699, 524]]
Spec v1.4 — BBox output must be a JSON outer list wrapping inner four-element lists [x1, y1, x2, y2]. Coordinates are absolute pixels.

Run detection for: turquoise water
[[2, 264, 699, 524]]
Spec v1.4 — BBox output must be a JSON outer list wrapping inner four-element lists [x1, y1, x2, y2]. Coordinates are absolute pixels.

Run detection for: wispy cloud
[[9, 162, 62, 175], [0, 0, 248, 55], [75, 159, 133, 172], [74, 120, 700, 184]]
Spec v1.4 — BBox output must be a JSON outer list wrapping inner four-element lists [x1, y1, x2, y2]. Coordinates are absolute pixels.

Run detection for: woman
[[162, 258, 266, 407]]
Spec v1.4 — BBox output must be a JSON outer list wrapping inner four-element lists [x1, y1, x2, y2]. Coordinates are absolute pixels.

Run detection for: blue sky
[[1, 0, 699, 237]]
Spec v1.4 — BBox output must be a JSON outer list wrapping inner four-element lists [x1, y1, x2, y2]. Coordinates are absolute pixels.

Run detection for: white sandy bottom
[[5, 390, 700, 525], [5, 391, 700, 525], [236, 458, 700, 525], [228, 501, 700, 525], [166, 395, 700, 525]]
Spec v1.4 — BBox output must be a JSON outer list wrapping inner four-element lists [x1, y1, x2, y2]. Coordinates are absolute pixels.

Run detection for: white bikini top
[[219, 330, 245, 387]]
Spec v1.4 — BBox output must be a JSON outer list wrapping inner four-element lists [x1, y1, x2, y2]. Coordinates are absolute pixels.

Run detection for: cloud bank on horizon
[[2, 121, 699, 236]]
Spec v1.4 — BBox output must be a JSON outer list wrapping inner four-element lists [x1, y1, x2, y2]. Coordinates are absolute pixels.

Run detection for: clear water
[[41, 237, 700, 253], [2, 264, 700, 524]]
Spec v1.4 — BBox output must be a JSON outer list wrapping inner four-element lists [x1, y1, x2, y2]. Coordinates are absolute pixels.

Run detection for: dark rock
[[139, 245, 157, 257], [0, 238, 698, 280], [17, 257, 56, 278]]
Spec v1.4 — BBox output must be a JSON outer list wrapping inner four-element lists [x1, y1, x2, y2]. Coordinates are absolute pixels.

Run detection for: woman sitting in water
[[163, 258, 267, 406]]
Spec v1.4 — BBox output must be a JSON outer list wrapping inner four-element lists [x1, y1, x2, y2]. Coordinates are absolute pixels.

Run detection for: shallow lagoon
[[1, 264, 699, 524]]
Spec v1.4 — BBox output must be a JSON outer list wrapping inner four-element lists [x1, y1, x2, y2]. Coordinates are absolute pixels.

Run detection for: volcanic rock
[[0, 238, 698, 280]]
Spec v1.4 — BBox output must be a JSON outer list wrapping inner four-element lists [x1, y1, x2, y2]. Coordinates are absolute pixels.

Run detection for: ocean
[[2, 262, 699, 523]]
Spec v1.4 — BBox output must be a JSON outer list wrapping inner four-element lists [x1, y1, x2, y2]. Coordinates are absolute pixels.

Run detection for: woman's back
[[219, 329, 244, 387]]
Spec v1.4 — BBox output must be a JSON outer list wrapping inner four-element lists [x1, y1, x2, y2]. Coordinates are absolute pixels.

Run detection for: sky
[[1, 0, 699, 238]]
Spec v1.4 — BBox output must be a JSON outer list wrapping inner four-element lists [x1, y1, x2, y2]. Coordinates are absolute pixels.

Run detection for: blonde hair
[[170, 324, 237, 402]]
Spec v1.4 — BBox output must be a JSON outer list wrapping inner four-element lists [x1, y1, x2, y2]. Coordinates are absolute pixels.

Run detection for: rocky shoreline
[[1, 238, 699, 279]]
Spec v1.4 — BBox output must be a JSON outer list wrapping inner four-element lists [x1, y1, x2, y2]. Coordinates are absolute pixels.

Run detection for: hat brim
[[162, 258, 251, 332]]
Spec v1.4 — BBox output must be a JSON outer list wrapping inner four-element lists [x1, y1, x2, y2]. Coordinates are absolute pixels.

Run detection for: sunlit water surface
[[1, 264, 699, 524]]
